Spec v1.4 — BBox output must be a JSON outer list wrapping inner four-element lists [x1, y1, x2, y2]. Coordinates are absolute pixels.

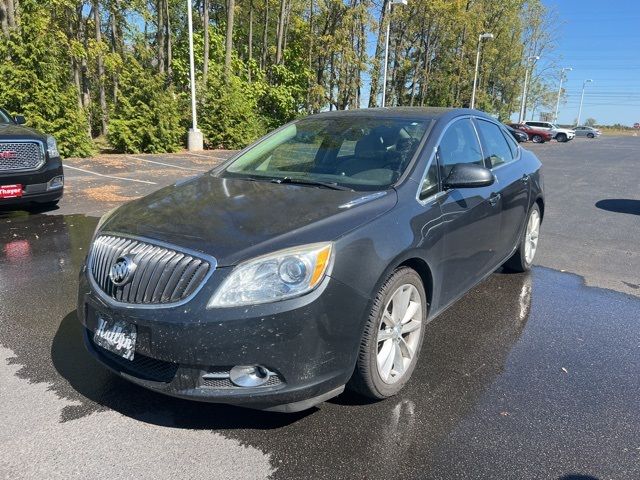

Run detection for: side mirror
[[443, 163, 494, 189], [14, 115, 26, 125]]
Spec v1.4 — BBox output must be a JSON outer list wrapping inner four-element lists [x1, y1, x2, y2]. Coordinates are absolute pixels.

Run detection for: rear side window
[[475, 120, 515, 168], [438, 118, 484, 180]]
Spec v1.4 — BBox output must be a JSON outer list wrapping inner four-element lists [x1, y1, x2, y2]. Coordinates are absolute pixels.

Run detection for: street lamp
[[518, 55, 540, 123], [554, 67, 572, 123], [187, 0, 203, 151], [381, 0, 408, 107], [470, 32, 494, 109], [576, 79, 593, 126]]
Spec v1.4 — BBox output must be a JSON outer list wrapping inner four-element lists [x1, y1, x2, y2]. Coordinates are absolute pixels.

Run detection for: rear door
[[435, 118, 502, 306], [474, 118, 530, 261]]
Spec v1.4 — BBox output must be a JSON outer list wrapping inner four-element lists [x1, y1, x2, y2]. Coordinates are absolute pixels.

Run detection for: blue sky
[[543, 0, 640, 126]]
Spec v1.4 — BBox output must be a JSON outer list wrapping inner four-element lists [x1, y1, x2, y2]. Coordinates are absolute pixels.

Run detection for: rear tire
[[504, 203, 541, 273], [532, 134, 543, 143], [348, 267, 427, 400]]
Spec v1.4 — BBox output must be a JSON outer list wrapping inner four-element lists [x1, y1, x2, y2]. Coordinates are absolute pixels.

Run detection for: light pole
[[187, 0, 203, 151], [470, 33, 494, 109], [381, 0, 408, 107], [554, 67, 572, 123], [518, 55, 540, 123], [576, 79, 593, 126]]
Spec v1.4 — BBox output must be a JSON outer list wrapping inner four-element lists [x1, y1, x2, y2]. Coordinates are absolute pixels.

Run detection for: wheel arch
[[535, 196, 545, 222]]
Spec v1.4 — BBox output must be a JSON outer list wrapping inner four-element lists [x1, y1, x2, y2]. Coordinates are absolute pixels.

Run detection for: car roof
[[309, 107, 494, 123]]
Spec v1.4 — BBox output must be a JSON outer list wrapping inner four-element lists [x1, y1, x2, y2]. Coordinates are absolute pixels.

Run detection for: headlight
[[208, 243, 333, 308], [46, 135, 60, 158]]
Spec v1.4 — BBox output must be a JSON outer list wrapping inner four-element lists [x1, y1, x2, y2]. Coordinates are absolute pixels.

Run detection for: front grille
[[0, 142, 44, 172], [89, 235, 212, 305], [88, 333, 178, 383]]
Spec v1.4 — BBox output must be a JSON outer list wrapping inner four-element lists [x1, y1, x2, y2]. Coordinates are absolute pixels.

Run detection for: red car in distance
[[509, 123, 553, 143]]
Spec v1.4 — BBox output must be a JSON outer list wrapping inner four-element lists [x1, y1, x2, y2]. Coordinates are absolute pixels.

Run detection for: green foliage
[[0, 0, 558, 157], [0, 1, 93, 157], [108, 59, 183, 153], [585, 118, 597, 127], [198, 70, 266, 149]]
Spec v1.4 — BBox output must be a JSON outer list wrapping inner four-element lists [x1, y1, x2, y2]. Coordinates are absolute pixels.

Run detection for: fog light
[[47, 176, 64, 190], [229, 365, 270, 387]]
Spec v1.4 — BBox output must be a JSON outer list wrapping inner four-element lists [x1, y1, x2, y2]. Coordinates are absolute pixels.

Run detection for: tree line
[[0, 0, 556, 157]]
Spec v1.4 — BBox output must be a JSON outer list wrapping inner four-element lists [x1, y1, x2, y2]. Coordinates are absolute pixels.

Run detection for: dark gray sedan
[[77, 108, 544, 412]]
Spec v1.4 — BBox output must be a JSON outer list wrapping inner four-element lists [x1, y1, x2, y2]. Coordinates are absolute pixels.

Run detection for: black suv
[[0, 108, 64, 208]]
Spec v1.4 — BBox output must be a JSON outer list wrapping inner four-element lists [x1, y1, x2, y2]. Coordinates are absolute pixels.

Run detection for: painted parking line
[[126, 155, 205, 172], [181, 151, 232, 161], [65, 165, 158, 185]]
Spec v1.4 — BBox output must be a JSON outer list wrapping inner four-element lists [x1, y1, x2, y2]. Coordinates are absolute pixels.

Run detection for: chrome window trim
[[86, 231, 218, 310], [415, 115, 485, 206], [0, 140, 46, 173]]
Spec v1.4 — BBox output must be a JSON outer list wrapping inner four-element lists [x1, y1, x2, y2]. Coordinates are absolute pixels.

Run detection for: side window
[[419, 158, 439, 200], [475, 120, 515, 168], [500, 125, 519, 158], [438, 118, 484, 180]]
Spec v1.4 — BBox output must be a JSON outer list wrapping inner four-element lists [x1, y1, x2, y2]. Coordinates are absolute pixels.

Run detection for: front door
[[474, 119, 530, 260], [435, 118, 502, 307]]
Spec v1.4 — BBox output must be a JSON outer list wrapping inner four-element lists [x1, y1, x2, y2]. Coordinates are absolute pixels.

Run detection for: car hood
[[0, 123, 45, 141], [100, 174, 397, 267]]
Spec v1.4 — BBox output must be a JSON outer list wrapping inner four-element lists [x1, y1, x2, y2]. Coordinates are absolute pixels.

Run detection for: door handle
[[521, 174, 530, 184], [489, 193, 501, 206]]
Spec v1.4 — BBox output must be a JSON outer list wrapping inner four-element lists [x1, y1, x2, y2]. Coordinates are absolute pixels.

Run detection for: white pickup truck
[[524, 121, 575, 143]]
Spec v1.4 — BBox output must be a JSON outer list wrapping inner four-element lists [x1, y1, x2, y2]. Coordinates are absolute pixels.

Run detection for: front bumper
[[0, 157, 64, 205], [77, 265, 371, 412]]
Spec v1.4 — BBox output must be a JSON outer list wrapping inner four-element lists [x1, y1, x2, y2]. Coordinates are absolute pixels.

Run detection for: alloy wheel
[[376, 284, 423, 384], [524, 209, 540, 264]]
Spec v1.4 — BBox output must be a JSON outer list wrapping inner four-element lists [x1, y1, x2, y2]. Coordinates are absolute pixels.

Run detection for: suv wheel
[[556, 133, 567, 142], [348, 267, 427, 399]]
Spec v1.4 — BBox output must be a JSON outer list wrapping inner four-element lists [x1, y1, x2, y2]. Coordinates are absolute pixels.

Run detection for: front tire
[[504, 203, 541, 272], [587, 133, 595, 138], [556, 133, 567, 142], [348, 267, 427, 400]]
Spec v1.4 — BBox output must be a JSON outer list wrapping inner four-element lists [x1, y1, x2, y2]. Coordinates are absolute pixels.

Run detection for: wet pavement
[[1, 140, 640, 479]]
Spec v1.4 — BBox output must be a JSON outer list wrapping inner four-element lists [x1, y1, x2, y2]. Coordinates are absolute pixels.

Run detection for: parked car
[[505, 124, 528, 143], [524, 121, 575, 142], [78, 108, 544, 412], [509, 123, 553, 143], [574, 126, 601, 138], [0, 108, 63, 208]]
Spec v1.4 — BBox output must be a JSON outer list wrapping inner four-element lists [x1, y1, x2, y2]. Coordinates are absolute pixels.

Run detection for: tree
[[585, 117, 597, 127]]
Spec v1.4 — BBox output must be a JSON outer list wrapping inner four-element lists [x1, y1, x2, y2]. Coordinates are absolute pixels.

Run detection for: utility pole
[[187, 0, 203, 151], [470, 33, 494, 109], [518, 55, 540, 123], [554, 67, 572, 123], [381, 0, 408, 107], [576, 79, 593, 126]]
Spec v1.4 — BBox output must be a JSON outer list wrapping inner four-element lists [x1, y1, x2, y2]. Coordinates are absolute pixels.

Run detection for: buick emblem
[[109, 255, 136, 286]]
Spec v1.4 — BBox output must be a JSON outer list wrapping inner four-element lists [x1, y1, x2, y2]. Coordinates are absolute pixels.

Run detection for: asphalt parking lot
[[1, 137, 639, 479]]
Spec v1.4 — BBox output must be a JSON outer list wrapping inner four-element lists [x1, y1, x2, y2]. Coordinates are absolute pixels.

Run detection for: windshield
[[221, 116, 428, 191], [0, 109, 13, 124]]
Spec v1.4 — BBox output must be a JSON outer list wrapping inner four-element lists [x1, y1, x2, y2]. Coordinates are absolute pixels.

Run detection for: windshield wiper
[[271, 177, 353, 191]]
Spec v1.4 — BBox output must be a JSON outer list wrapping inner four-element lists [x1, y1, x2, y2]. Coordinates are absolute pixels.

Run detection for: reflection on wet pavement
[[1, 213, 639, 479]]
